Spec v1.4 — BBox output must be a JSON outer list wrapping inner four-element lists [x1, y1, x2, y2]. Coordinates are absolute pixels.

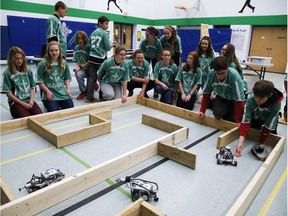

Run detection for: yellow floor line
[[0, 146, 55, 165], [258, 166, 287, 216], [1, 133, 36, 144]]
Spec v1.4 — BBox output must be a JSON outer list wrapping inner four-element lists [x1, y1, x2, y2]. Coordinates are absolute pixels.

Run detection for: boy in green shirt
[[235, 80, 283, 157]]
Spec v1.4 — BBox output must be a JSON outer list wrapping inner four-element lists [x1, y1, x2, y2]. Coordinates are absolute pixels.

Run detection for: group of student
[[1, 1, 284, 158]]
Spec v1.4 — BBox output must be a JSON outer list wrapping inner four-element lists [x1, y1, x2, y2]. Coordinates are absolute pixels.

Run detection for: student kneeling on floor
[[235, 80, 283, 157], [198, 56, 245, 123]]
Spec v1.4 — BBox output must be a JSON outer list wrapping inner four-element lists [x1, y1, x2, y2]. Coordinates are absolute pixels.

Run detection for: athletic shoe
[[85, 98, 98, 103], [128, 91, 133, 97], [77, 92, 87, 100], [153, 92, 159, 98], [95, 83, 99, 91]]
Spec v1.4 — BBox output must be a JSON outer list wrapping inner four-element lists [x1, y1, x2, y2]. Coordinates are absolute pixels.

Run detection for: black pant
[[127, 80, 154, 93], [176, 92, 197, 110], [213, 96, 235, 122]]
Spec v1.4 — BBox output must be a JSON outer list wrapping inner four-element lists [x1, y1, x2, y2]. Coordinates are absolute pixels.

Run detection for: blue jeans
[[43, 99, 74, 112], [154, 84, 174, 105]]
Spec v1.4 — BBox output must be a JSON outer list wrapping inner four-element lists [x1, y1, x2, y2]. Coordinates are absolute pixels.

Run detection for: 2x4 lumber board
[[90, 109, 112, 121], [158, 142, 197, 169], [56, 121, 111, 148], [137, 97, 236, 132], [89, 113, 110, 125], [116, 198, 142, 216], [226, 136, 285, 216], [217, 127, 239, 149], [246, 128, 280, 148], [0, 117, 29, 134], [0, 97, 136, 134], [0, 177, 15, 205], [142, 114, 183, 133], [28, 118, 57, 146], [140, 201, 167, 216], [0, 127, 188, 216]]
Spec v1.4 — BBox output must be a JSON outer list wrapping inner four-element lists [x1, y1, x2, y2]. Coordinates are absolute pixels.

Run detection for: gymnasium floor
[[0, 62, 287, 215]]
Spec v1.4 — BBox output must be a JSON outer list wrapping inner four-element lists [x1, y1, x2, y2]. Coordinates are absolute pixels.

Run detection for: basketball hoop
[[174, 5, 187, 17]]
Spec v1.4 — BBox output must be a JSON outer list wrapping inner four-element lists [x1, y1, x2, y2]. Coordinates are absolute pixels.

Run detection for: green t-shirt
[[160, 35, 182, 56], [73, 44, 89, 72], [127, 59, 150, 79], [36, 60, 72, 100], [203, 67, 244, 101], [154, 61, 178, 90], [97, 57, 129, 87], [139, 38, 162, 59], [46, 14, 67, 56], [199, 54, 215, 86], [88, 27, 111, 60], [229, 61, 248, 92], [1, 68, 36, 103], [242, 93, 281, 130], [175, 67, 202, 95]]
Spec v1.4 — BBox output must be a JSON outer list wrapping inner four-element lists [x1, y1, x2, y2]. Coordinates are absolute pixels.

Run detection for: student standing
[[176, 51, 202, 110], [235, 80, 283, 157], [140, 26, 162, 98], [36, 41, 74, 112], [198, 56, 245, 123], [160, 25, 182, 67], [73, 31, 90, 100], [86, 16, 113, 103], [1, 46, 42, 118], [46, 1, 68, 58], [196, 36, 215, 87], [220, 43, 248, 94], [127, 49, 154, 98], [154, 49, 178, 105], [97, 46, 129, 103]]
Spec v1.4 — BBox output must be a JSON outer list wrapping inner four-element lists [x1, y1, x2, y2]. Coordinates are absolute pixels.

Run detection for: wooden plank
[[158, 142, 197, 169], [0, 127, 187, 216], [226, 136, 286, 216], [140, 201, 167, 216], [90, 109, 112, 121], [56, 122, 111, 148], [0, 177, 15, 205], [0, 117, 29, 134], [137, 97, 236, 132], [89, 115, 107, 125], [142, 114, 182, 133], [217, 127, 239, 149], [28, 118, 57, 146], [115, 198, 142, 216], [246, 128, 280, 148]]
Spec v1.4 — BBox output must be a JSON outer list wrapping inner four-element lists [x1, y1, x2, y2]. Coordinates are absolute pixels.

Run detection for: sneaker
[[254, 144, 264, 154], [144, 92, 149, 98], [153, 92, 159, 98], [85, 98, 98, 103], [128, 91, 133, 97], [95, 82, 99, 91], [77, 92, 87, 100]]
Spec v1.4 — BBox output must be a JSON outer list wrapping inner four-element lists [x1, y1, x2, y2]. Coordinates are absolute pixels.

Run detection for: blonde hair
[[7, 46, 28, 74], [45, 41, 65, 72], [76, 31, 88, 45]]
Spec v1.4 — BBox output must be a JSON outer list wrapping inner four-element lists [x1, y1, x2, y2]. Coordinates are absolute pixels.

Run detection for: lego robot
[[116, 176, 159, 202], [216, 146, 237, 166], [19, 168, 65, 193]]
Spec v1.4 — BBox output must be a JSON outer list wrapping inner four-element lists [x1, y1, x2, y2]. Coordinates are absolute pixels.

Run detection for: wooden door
[[113, 23, 132, 50], [249, 26, 287, 73]]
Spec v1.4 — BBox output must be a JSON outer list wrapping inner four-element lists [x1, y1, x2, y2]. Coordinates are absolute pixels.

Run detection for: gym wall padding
[[177, 28, 232, 61], [6, 16, 97, 57], [1, 26, 10, 60]]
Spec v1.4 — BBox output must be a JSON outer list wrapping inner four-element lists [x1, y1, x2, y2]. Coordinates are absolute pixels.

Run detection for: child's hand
[[73, 65, 81, 72]]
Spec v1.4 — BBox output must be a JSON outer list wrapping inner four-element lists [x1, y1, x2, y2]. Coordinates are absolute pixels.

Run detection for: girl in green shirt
[[36, 41, 74, 112], [1, 46, 42, 118]]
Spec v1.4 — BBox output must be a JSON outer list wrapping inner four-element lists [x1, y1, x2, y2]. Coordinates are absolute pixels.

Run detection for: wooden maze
[[0, 96, 285, 216]]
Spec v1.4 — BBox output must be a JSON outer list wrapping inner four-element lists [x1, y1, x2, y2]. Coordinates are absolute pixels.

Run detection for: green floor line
[[60, 147, 131, 198], [1, 103, 10, 111]]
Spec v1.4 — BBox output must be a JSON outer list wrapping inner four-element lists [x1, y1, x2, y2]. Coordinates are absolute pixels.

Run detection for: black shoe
[[238, 10, 243, 13], [252, 7, 255, 13]]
